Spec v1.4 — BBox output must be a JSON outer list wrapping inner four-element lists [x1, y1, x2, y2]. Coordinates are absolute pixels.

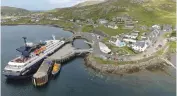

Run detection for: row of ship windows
[[24, 42, 62, 68]]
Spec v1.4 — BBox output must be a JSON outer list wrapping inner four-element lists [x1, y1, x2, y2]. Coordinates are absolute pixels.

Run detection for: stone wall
[[84, 54, 167, 74]]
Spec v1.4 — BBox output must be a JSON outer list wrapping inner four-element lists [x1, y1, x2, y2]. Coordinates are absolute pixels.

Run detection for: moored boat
[[51, 62, 61, 76]]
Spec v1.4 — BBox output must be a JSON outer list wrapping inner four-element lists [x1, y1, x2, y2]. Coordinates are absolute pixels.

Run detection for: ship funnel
[[52, 35, 56, 40]]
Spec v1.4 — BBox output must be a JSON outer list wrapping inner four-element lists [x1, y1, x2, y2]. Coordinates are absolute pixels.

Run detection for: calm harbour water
[[1, 25, 176, 96]]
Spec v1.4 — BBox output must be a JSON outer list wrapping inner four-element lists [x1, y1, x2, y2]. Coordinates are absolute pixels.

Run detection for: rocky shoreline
[[84, 54, 169, 74]]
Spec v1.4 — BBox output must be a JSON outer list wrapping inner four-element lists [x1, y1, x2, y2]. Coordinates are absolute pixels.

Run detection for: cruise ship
[[3, 35, 65, 79]]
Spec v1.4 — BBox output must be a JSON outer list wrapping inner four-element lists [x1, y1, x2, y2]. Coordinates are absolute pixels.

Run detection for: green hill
[[1, 6, 31, 16], [74, 0, 106, 7], [49, 0, 176, 26]]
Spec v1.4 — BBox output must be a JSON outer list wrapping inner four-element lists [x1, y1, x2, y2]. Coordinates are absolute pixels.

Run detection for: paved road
[[74, 29, 169, 62], [75, 32, 127, 61]]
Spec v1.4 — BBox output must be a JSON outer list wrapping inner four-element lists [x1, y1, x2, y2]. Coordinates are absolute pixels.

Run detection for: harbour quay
[[48, 43, 93, 63], [32, 59, 53, 86], [32, 42, 93, 87]]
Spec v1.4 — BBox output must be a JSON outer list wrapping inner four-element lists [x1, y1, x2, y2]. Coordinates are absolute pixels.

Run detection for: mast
[[22, 37, 27, 47], [22, 37, 27, 62]]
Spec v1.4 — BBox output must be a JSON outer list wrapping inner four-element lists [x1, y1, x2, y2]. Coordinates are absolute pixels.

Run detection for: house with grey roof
[[163, 24, 172, 32], [124, 21, 134, 29], [131, 41, 148, 52], [146, 29, 160, 46]]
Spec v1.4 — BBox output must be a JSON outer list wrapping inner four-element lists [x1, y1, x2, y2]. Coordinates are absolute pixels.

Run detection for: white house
[[152, 25, 161, 30], [123, 38, 136, 43], [51, 18, 59, 21], [107, 22, 118, 29], [124, 34, 137, 39], [131, 41, 148, 52], [98, 19, 108, 25]]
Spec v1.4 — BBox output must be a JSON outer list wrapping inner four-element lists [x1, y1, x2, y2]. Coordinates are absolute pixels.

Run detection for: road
[[74, 29, 170, 62]]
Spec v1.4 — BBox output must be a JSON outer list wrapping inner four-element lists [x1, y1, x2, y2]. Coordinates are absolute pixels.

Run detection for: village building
[[76, 20, 80, 23], [98, 19, 108, 25], [109, 38, 126, 47], [107, 22, 118, 29], [152, 25, 161, 30], [123, 38, 136, 43], [50, 18, 59, 21], [11, 18, 18, 21], [163, 24, 172, 32], [131, 41, 148, 52], [124, 21, 134, 29], [124, 33, 138, 39], [146, 28, 161, 45], [168, 37, 177, 42], [69, 19, 74, 22]]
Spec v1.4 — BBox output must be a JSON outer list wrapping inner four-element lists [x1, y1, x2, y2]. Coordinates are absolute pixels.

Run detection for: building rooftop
[[133, 41, 146, 48]]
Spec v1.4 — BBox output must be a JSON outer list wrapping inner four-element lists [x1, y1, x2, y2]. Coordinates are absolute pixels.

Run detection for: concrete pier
[[48, 43, 93, 63], [32, 59, 53, 86], [32, 37, 93, 87]]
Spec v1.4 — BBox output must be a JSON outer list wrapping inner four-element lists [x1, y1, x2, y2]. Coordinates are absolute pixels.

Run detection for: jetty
[[48, 43, 93, 63], [32, 42, 93, 86], [32, 59, 53, 86]]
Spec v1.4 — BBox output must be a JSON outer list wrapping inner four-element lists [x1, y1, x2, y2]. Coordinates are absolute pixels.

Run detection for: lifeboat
[[34, 46, 46, 55], [34, 49, 40, 55], [51, 62, 61, 76]]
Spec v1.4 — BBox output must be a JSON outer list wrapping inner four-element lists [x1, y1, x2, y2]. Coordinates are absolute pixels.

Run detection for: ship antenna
[[22, 37, 27, 47]]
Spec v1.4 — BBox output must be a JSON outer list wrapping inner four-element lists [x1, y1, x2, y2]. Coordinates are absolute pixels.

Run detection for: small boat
[[51, 62, 61, 76]]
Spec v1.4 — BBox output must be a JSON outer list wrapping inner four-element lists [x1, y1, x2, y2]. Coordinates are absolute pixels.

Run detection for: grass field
[[96, 25, 131, 36]]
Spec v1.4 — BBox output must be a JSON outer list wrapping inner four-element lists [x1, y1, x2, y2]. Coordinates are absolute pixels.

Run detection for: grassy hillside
[[74, 0, 106, 7], [1, 6, 31, 16], [49, 0, 176, 26]]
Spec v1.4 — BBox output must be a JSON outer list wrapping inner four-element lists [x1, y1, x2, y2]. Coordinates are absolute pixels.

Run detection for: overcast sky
[[1, 0, 88, 10]]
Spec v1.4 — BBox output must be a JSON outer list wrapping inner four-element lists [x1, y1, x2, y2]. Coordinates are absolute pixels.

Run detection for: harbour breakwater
[[84, 54, 169, 74]]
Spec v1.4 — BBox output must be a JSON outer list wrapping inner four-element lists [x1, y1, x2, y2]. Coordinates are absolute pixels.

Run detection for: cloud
[[1, 0, 104, 10], [48, 0, 87, 7]]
